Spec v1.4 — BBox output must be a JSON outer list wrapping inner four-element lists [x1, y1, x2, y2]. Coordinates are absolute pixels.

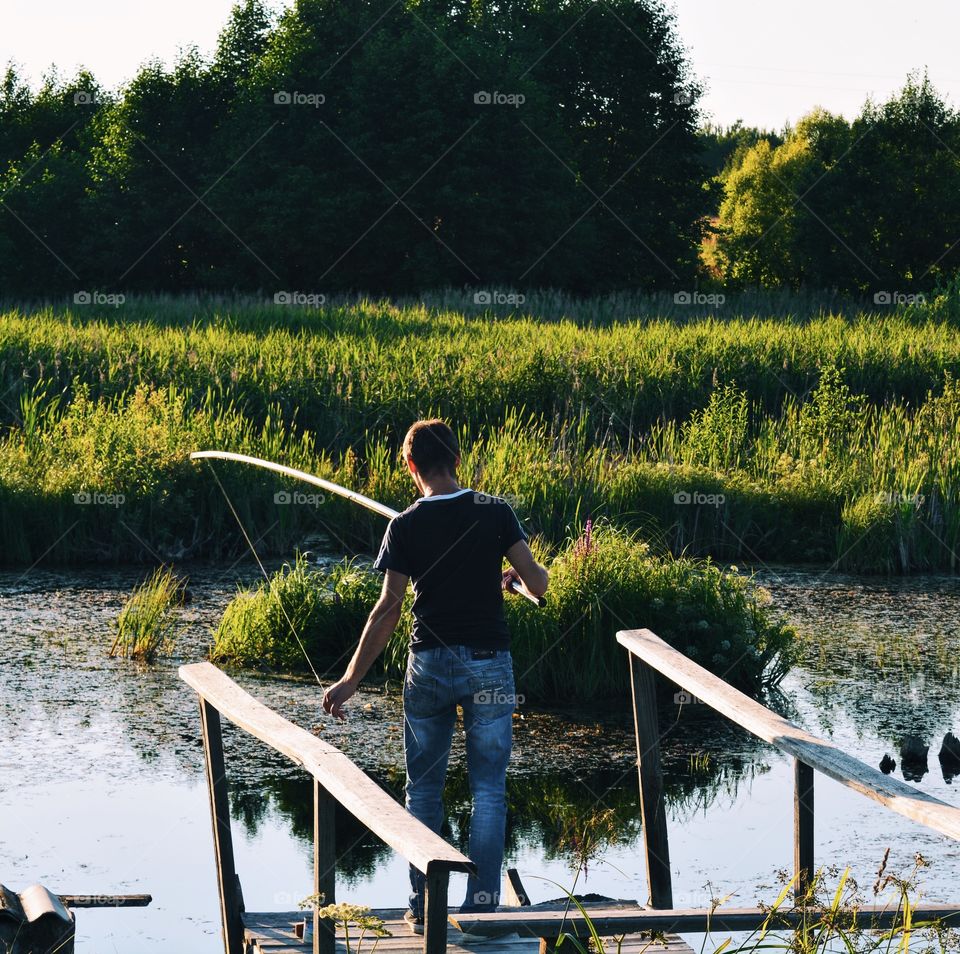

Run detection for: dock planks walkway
[[242, 908, 695, 954]]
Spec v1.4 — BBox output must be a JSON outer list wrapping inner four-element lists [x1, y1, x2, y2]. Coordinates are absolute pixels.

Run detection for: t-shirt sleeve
[[500, 502, 528, 554], [373, 516, 412, 575]]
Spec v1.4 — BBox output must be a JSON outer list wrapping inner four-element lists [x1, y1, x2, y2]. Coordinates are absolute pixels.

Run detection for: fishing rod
[[190, 450, 547, 607]]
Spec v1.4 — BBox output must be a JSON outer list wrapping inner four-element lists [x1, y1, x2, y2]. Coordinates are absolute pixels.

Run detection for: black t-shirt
[[373, 488, 528, 651]]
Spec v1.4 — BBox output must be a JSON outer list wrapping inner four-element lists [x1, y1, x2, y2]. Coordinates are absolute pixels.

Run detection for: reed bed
[[211, 524, 796, 704], [110, 565, 186, 661], [1, 294, 959, 571]]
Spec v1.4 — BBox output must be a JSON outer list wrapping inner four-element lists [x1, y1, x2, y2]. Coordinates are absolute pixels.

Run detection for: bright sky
[[3, 0, 958, 131]]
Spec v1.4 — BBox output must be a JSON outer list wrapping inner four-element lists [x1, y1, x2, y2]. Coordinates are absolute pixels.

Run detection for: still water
[[2, 563, 959, 952]]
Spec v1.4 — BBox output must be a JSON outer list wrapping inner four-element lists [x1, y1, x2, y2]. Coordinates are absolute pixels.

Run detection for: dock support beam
[[629, 656, 673, 909], [423, 868, 449, 954], [200, 699, 245, 954], [794, 759, 814, 899], [314, 780, 336, 954]]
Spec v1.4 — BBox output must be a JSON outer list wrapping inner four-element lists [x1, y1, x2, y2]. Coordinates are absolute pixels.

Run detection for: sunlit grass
[[110, 565, 186, 661], [211, 524, 796, 703], [0, 294, 959, 570]]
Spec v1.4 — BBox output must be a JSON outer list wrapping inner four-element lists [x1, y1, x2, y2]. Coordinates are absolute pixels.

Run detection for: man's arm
[[322, 568, 409, 719], [503, 540, 549, 598]]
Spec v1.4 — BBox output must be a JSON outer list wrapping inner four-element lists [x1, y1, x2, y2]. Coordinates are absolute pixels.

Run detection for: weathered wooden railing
[[179, 663, 474, 954], [618, 627, 960, 917]]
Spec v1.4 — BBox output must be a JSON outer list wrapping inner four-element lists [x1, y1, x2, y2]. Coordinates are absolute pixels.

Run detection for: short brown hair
[[403, 419, 460, 477]]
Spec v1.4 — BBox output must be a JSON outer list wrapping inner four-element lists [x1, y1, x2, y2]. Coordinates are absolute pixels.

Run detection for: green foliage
[[715, 74, 960, 294], [110, 565, 186, 661], [212, 554, 394, 671], [0, 0, 705, 294], [212, 523, 796, 703], [297, 900, 391, 954], [541, 858, 958, 954], [681, 384, 750, 471], [1, 298, 960, 570], [503, 522, 796, 700], [698, 121, 784, 181]]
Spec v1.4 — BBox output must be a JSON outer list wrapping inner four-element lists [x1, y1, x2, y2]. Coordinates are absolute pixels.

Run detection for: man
[[322, 418, 549, 930]]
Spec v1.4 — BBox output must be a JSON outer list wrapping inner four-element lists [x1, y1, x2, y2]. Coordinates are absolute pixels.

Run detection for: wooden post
[[423, 867, 449, 954], [794, 759, 814, 899], [314, 780, 336, 954], [199, 698, 244, 954], [629, 655, 673, 909], [505, 868, 530, 907]]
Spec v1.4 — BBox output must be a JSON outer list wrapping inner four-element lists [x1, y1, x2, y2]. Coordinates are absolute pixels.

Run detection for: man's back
[[374, 489, 527, 651]]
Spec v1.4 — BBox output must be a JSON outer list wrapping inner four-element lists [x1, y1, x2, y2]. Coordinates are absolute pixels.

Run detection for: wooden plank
[[59, 894, 152, 907], [616, 629, 960, 841], [200, 697, 245, 954], [423, 868, 449, 954], [242, 911, 694, 954], [180, 663, 474, 876], [314, 780, 336, 954], [794, 759, 814, 898], [451, 903, 960, 937], [629, 655, 673, 909]]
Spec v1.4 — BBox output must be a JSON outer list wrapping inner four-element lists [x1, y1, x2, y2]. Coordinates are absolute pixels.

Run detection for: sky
[[2, 0, 958, 131]]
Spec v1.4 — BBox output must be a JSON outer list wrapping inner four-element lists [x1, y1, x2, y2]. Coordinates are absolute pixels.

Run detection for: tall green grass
[[211, 524, 796, 703], [110, 565, 186, 661], [1, 294, 959, 570]]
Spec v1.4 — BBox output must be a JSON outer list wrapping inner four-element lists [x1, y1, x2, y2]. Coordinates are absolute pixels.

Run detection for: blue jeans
[[403, 644, 515, 918]]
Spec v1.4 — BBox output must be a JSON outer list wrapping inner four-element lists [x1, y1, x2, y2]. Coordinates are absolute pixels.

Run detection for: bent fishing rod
[[190, 449, 547, 607]]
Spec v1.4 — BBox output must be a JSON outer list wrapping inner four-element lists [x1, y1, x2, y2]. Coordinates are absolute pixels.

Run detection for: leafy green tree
[[1, 0, 709, 294], [715, 74, 960, 294]]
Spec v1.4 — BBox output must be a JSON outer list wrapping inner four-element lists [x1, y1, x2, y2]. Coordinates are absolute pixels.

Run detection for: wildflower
[[572, 518, 594, 561]]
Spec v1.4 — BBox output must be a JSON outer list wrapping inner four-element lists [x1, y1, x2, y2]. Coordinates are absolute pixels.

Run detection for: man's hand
[[323, 677, 358, 721], [502, 567, 523, 593]]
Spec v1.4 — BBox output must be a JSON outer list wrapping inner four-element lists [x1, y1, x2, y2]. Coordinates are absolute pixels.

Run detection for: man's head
[[402, 419, 460, 484]]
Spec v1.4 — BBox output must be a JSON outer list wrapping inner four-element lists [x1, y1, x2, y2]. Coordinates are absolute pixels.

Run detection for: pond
[[2, 563, 959, 952]]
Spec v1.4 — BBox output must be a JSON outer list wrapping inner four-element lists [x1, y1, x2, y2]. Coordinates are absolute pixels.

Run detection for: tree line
[[0, 0, 703, 296], [0, 0, 957, 298]]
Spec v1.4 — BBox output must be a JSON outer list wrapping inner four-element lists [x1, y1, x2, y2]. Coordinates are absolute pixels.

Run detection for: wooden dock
[[241, 907, 695, 954], [180, 626, 960, 954]]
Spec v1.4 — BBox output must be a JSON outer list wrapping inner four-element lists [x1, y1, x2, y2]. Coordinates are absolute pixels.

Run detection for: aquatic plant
[[211, 523, 796, 704], [110, 565, 186, 661], [212, 553, 393, 672], [538, 854, 958, 954]]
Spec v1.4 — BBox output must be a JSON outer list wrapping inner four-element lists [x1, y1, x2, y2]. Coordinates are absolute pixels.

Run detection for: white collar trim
[[416, 487, 473, 502]]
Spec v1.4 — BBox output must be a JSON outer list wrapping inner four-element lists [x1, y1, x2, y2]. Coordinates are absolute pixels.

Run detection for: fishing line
[[204, 460, 325, 689]]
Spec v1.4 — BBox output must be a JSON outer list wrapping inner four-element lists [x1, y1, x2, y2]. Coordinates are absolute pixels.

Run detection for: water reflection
[[754, 569, 960, 786], [4, 564, 960, 951], [228, 705, 773, 881]]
